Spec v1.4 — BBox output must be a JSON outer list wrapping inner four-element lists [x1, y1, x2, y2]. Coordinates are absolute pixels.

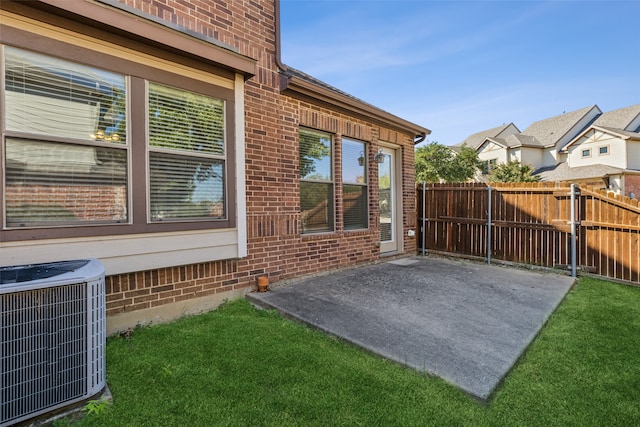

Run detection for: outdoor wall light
[[374, 148, 385, 164], [358, 151, 365, 166]]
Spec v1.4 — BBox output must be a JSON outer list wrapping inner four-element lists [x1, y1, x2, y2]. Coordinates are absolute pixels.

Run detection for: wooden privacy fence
[[417, 182, 640, 285]]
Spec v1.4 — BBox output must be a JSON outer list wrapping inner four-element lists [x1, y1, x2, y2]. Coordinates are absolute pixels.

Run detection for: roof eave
[[281, 73, 431, 140], [476, 137, 507, 152], [560, 125, 640, 153], [11, 0, 257, 79]]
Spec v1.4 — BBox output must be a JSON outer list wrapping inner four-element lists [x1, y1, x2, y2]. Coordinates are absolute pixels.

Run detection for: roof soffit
[[1, 0, 257, 79], [281, 73, 431, 137]]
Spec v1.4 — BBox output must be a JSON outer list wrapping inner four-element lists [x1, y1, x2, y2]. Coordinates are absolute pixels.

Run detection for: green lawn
[[73, 277, 640, 426]]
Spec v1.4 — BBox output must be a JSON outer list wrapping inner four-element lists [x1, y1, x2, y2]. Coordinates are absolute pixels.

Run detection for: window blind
[[149, 153, 225, 220], [148, 83, 224, 155], [299, 128, 333, 233], [4, 46, 127, 143], [342, 139, 368, 230], [148, 83, 226, 221], [5, 139, 127, 226]]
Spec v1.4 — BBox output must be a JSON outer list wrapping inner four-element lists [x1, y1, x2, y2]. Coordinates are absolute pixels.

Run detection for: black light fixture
[[358, 151, 365, 166], [374, 148, 385, 164]]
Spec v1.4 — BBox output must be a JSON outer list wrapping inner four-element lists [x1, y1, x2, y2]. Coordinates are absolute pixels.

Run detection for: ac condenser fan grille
[[0, 259, 105, 426], [1, 284, 87, 424]]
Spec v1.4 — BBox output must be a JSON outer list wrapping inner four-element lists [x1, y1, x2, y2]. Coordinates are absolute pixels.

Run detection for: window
[[1, 44, 236, 239], [148, 83, 226, 221], [299, 128, 333, 233], [3, 47, 128, 227], [481, 158, 498, 175], [582, 148, 592, 158], [599, 146, 609, 155], [342, 139, 368, 230]]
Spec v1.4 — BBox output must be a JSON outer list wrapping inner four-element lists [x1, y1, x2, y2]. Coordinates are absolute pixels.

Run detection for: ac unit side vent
[[0, 259, 105, 427]]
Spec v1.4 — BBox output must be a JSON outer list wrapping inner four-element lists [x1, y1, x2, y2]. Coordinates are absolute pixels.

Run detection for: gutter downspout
[[414, 132, 426, 145], [274, 0, 288, 73]]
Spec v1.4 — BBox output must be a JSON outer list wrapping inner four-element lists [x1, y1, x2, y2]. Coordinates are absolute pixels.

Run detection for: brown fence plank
[[417, 182, 640, 286]]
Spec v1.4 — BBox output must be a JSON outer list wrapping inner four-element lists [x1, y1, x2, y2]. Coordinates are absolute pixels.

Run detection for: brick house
[[0, 0, 430, 333]]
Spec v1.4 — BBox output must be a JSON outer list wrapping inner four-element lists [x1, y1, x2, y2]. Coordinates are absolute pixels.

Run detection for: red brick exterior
[[92, 0, 418, 318], [624, 174, 640, 198]]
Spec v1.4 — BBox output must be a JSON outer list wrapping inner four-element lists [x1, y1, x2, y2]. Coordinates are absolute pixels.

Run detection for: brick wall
[[624, 174, 640, 198], [104, 0, 417, 320]]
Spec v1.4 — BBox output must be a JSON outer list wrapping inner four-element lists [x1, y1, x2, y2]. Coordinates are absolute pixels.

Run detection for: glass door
[[378, 147, 397, 253]]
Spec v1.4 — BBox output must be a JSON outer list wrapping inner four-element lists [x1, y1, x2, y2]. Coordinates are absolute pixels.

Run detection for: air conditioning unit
[[0, 259, 106, 426]]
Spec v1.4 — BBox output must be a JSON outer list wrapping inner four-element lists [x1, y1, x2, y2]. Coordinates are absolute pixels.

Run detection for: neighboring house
[[0, 0, 430, 333], [461, 104, 640, 196], [520, 105, 602, 166], [472, 105, 601, 174], [461, 123, 521, 150], [457, 123, 520, 176], [556, 104, 640, 195], [476, 132, 550, 174]]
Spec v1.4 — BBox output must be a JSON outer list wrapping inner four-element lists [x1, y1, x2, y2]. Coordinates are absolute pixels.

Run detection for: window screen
[[342, 139, 368, 230], [4, 46, 126, 143], [148, 82, 226, 221], [299, 128, 333, 233], [3, 47, 128, 228]]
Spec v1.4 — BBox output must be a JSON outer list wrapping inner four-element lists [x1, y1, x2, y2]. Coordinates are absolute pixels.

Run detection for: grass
[[73, 277, 640, 426]]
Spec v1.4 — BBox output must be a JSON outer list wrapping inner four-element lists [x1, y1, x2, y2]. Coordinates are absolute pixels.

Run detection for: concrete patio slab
[[247, 256, 575, 401]]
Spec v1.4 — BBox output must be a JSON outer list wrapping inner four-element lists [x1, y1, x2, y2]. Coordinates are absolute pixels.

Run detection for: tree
[[415, 142, 480, 183], [488, 160, 540, 183], [453, 145, 483, 182]]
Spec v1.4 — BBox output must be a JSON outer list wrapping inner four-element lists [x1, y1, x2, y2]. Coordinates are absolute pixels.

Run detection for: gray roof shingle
[[592, 104, 640, 131], [534, 162, 630, 182], [456, 122, 520, 149], [503, 133, 544, 148], [460, 123, 518, 149], [521, 105, 599, 149]]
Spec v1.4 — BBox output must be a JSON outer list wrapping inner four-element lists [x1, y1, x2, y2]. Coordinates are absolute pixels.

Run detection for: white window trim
[[235, 74, 247, 257], [1, 229, 240, 275]]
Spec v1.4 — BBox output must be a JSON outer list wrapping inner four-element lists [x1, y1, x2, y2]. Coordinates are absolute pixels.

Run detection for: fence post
[[570, 183, 577, 278], [422, 182, 426, 256], [487, 185, 492, 265]]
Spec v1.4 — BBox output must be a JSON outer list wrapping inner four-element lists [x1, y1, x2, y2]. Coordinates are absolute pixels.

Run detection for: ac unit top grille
[[0, 260, 90, 285]]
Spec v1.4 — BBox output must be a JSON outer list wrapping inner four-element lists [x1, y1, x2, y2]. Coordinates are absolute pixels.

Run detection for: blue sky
[[279, 0, 640, 147]]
